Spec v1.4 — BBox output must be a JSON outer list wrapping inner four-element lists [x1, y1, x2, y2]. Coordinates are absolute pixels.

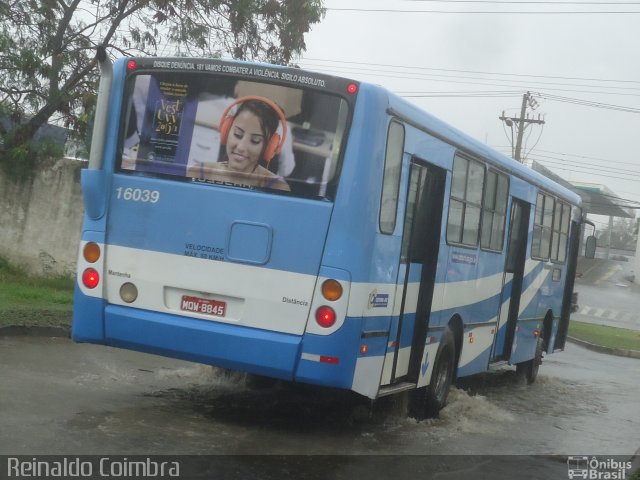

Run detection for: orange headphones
[[219, 95, 288, 163]]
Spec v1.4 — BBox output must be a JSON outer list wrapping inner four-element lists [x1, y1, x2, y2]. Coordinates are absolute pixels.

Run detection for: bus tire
[[412, 327, 455, 419], [516, 335, 544, 384], [245, 373, 278, 389]]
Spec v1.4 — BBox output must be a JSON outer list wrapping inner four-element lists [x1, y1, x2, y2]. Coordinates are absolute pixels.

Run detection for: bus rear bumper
[[72, 284, 107, 343], [103, 305, 302, 380]]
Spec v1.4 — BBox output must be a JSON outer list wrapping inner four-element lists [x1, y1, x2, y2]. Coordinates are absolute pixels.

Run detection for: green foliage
[[0, 255, 73, 289], [596, 218, 637, 251], [568, 320, 640, 352], [0, 0, 325, 168], [0, 255, 24, 278], [0, 134, 64, 180], [0, 255, 73, 328]]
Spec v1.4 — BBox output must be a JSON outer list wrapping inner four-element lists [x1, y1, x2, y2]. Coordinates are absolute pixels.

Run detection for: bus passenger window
[[532, 193, 555, 260], [481, 171, 508, 251], [551, 201, 571, 263], [446, 155, 485, 246], [379, 121, 405, 234]]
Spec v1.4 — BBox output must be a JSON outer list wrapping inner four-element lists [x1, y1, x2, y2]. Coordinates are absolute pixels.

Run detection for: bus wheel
[[516, 336, 544, 384], [245, 373, 278, 389], [411, 327, 455, 419]]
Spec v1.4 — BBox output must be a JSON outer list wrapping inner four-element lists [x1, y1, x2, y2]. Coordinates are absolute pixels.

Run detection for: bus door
[[492, 198, 531, 361], [386, 158, 446, 383], [555, 219, 580, 351]]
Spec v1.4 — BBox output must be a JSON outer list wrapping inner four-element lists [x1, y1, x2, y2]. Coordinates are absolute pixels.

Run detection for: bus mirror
[[585, 236, 597, 259]]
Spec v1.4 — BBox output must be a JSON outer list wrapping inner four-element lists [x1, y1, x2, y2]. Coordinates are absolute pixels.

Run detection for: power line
[[400, 0, 640, 4], [526, 156, 640, 178], [494, 146, 640, 170], [399, 88, 640, 99], [517, 157, 640, 182], [537, 93, 640, 113], [498, 149, 640, 174], [303, 58, 640, 85], [325, 7, 640, 13], [300, 61, 640, 105], [301, 63, 640, 102], [528, 153, 640, 176], [400, 91, 523, 98], [529, 148, 640, 167]]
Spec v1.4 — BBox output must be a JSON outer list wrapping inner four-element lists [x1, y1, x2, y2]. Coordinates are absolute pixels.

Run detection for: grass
[[2, 254, 640, 354], [568, 320, 640, 352], [0, 256, 73, 328]]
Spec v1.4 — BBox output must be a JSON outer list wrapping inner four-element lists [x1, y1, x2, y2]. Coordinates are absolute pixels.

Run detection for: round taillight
[[127, 60, 136, 71], [347, 83, 358, 94], [119, 282, 138, 303], [82, 268, 100, 289], [321, 279, 343, 301], [315, 306, 336, 328], [83, 242, 101, 263]]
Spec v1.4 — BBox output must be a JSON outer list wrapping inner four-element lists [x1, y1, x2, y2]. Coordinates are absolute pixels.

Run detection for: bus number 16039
[[115, 187, 160, 203]]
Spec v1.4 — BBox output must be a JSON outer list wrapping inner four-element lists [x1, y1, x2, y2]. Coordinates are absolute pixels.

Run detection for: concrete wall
[[636, 233, 640, 283], [0, 159, 85, 276]]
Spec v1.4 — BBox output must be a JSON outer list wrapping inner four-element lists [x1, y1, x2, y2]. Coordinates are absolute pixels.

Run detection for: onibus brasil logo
[[567, 456, 633, 479]]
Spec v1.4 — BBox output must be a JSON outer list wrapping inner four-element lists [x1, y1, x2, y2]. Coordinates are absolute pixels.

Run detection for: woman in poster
[[188, 96, 290, 192]]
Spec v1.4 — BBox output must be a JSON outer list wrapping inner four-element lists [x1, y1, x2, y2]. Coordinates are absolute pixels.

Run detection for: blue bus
[[73, 52, 583, 418]]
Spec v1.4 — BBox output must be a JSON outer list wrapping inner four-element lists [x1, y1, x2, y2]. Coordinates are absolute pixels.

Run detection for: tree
[[596, 217, 637, 251], [0, 0, 325, 169]]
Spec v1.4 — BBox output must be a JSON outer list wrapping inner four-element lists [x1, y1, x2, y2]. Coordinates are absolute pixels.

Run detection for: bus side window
[[551, 202, 571, 263], [532, 193, 554, 260], [379, 120, 405, 234], [446, 154, 485, 246], [480, 170, 508, 252]]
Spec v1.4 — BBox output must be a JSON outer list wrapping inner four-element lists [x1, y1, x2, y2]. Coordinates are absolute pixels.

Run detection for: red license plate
[[180, 295, 226, 317]]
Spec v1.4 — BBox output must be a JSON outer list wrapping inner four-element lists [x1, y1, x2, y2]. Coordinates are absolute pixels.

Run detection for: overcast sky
[[298, 0, 640, 226]]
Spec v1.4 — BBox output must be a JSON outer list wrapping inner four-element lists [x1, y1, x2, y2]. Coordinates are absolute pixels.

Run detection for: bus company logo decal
[[451, 251, 477, 265], [368, 289, 389, 309], [567, 456, 632, 479]]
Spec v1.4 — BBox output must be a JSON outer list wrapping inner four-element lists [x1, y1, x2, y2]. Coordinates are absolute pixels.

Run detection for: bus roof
[[122, 57, 579, 206], [379, 84, 582, 207]]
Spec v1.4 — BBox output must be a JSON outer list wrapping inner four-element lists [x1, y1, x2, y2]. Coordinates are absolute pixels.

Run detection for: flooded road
[[1, 335, 638, 460]]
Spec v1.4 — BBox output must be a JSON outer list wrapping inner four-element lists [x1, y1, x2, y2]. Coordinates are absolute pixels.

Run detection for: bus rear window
[[120, 72, 350, 199]]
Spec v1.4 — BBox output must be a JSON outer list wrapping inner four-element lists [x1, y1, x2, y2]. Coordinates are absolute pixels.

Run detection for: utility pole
[[499, 92, 545, 163]]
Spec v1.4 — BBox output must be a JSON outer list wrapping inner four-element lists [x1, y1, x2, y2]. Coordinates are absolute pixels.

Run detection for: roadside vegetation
[[2, 254, 640, 354], [568, 320, 640, 352], [0, 256, 73, 328]]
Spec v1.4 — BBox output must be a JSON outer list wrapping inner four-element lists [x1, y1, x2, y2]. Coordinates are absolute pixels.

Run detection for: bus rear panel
[[73, 58, 361, 388]]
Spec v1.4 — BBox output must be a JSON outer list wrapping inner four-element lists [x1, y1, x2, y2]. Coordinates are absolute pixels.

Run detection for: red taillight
[[347, 83, 358, 95], [82, 268, 100, 289], [320, 355, 339, 364], [315, 306, 336, 328], [127, 60, 136, 71]]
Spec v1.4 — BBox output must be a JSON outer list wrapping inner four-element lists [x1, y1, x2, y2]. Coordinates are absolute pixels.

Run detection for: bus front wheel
[[411, 327, 455, 419]]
